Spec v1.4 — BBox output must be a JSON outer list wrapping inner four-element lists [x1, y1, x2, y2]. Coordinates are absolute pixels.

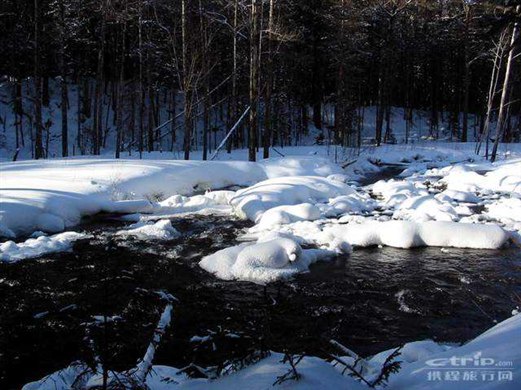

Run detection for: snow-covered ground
[[2, 142, 521, 389], [2, 143, 520, 268], [23, 309, 521, 390]]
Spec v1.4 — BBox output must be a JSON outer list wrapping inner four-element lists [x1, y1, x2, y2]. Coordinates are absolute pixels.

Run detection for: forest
[[0, 0, 520, 162], [1, 2, 521, 390]]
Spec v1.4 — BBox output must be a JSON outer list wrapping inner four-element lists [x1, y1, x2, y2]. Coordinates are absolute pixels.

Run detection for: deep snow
[[2, 142, 520, 389]]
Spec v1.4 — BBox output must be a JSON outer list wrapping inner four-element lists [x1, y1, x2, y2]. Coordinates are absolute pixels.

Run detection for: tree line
[[0, 0, 520, 161]]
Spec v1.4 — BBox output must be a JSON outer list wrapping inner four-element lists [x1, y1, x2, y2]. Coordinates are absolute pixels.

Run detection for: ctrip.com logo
[[423, 352, 514, 383]]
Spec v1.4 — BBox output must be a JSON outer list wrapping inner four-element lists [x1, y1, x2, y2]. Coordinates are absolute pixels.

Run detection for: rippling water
[[0, 215, 519, 389]]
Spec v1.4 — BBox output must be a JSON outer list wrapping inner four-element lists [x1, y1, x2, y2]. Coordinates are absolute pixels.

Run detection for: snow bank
[[0, 232, 89, 262], [199, 236, 333, 284], [260, 156, 343, 179], [388, 313, 521, 390], [231, 176, 353, 223], [436, 160, 521, 194], [321, 221, 509, 249], [319, 194, 375, 217], [116, 219, 180, 240], [24, 313, 521, 390], [485, 197, 521, 225], [156, 191, 235, 216], [1, 156, 343, 238]]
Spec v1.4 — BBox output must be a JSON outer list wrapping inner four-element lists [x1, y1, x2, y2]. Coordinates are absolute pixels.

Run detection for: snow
[[230, 176, 353, 223], [0, 231, 89, 263], [199, 236, 334, 284], [0, 156, 344, 238], [23, 313, 521, 390], [116, 219, 180, 240], [320, 221, 509, 249], [256, 203, 322, 228], [393, 195, 459, 222], [387, 313, 521, 390], [372, 179, 427, 207], [436, 189, 481, 204]]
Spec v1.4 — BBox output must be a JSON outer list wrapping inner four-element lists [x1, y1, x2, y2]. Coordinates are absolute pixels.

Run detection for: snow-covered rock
[[393, 195, 459, 222], [257, 203, 322, 228], [199, 236, 333, 284], [436, 189, 480, 204], [116, 219, 180, 240], [321, 221, 509, 250], [0, 231, 89, 262], [372, 179, 427, 207], [231, 176, 353, 223]]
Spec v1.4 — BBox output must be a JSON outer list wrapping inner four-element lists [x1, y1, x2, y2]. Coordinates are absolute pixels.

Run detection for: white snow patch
[[231, 176, 353, 223], [116, 219, 180, 240], [0, 231, 89, 262], [257, 203, 322, 228], [200, 236, 333, 284], [321, 220, 509, 249], [393, 195, 459, 222]]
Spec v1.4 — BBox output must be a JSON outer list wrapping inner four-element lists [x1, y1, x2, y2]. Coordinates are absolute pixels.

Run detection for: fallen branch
[[133, 303, 174, 383]]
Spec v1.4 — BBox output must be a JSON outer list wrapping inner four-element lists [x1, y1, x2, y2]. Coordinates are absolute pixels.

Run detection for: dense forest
[[0, 0, 520, 161]]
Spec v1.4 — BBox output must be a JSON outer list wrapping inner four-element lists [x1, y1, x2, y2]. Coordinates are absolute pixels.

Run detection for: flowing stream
[[0, 213, 520, 389]]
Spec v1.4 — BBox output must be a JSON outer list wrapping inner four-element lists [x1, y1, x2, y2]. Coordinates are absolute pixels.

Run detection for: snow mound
[[485, 197, 521, 225], [158, 191, 234, 216], [116, 219, 180, 240], [199, 236, 333, 284], [322, 221, 509, 249], [257, 203, 322, 228], [319, 194, 375, 217], [436, 189, 480, 204], [372, 179, 426, 207], [393, 195, 459, 222], [0, 232, 89, 262], [231, 176, 353, 223], [439, 160, 521, 194]]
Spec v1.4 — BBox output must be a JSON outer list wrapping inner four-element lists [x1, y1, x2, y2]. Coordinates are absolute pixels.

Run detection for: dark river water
[[0, 214, 520, 389]]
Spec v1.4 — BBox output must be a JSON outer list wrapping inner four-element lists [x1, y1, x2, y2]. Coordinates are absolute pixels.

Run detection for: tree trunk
[[182, 0, 193, 160], [491, 7, 519, 162], [249, 0, 261, 162], [61, 76, 69, 157], [33, 0, 44, 159], [263, 0, 275, 159]]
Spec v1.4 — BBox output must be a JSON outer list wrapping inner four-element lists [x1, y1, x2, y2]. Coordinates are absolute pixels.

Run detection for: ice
[[0, 231, 89, 262], [116, 219, 180, 240]]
